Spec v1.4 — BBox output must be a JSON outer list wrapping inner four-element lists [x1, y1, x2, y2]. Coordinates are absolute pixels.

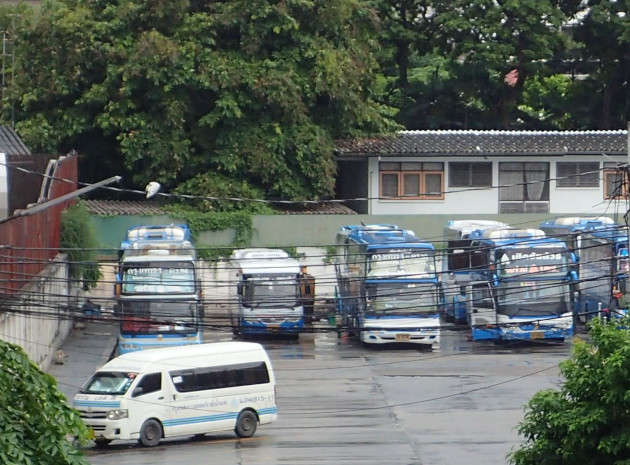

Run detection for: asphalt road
[[84, 325, 571, 465]]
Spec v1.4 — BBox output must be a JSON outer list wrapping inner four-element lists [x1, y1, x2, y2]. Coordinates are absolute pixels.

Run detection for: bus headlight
[[120, 343, 139, 351], [107, 409, 128, 420]]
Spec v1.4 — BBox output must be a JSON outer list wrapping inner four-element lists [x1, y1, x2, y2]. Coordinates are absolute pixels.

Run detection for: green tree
[[0, 340, 90, 465], [510, 317, 630, 465], [376, 0, 570, 129], [569, 0, 630, 129], [60, 202, 103, 290], [11, 0, 396, 204]]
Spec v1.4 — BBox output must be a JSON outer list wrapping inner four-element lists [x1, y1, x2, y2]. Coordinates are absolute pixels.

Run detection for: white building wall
[[368, 156, 499, 215], [367, 155, 628, 216]]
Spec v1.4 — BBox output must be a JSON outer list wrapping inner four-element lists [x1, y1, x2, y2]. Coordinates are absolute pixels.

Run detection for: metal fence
[[0, 154, 78, 294]]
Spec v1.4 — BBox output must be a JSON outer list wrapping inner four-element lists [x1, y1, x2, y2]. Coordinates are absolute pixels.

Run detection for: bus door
[[466, 282, 496, 327]]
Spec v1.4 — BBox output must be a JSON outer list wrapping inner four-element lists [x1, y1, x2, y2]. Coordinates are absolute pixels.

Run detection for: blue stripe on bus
[[75, 400, 121, 408], [163, 407, 277, 427]]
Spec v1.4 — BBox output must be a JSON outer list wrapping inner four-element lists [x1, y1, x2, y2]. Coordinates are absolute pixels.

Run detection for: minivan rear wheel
[[234, 410, 257, 438]]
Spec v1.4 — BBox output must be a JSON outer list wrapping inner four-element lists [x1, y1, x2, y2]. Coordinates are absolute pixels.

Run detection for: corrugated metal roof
[[335, 129, 629, 156], [84, 200, 357, 216], [0, 126, 31, 156], [83, 200, 166, 216]]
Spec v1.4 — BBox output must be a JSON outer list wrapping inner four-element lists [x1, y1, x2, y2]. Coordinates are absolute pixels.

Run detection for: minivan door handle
[[157, 396, 164, 400]]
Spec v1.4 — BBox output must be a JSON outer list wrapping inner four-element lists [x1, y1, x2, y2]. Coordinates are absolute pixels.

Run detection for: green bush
[[60, 202, 102, 291]]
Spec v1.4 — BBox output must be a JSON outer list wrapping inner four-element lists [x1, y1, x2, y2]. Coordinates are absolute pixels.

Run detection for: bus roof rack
[[121, 224, 191, 249], [481, 228, 546, 240], [231, 248, 290, 260]]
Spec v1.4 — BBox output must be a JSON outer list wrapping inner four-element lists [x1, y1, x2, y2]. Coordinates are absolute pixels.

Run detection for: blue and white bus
[[442, 220, 508, 323], [334, 224, 442, 348], [228, 248, 305, 337], [539, 217, 629, 322], [464, 227, 578, 342], [115, 225, 204, 354], [575, 224, 629, 322], [539, 216, 616, 253]]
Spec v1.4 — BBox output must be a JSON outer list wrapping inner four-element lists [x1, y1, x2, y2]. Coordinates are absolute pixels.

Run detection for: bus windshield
[[243, 275, 299, 309], [122, 261, 196, 294], [495, 246, 569, 278], [120, 300, 198, 334], [495, 281, 571, 317], [81, 371, 138, 395], [366, 282, 438, 316], [367, 250, 436, 278]]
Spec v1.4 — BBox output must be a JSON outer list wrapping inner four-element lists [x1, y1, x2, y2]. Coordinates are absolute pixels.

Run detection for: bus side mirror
[[237, 283, 243, 295], [132, 387, 144, 397]]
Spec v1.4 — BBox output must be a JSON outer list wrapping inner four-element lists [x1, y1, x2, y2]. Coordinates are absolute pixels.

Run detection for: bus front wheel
[[138, 419, 162, 447], [234, 410, 257, 438]]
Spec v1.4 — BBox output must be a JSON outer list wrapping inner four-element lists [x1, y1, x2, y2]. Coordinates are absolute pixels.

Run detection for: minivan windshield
[[80, 371, 138, 395]]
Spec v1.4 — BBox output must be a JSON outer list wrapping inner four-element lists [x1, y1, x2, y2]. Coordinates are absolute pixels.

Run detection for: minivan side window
[[133, 372, 162, 397], [170, 362, 270, 393]]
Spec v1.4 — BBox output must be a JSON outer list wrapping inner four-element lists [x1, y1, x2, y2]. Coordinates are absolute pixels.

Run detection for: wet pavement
[[75, 324, 572, 465]]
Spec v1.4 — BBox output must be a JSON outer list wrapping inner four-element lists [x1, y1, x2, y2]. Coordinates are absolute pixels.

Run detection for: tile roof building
[[334, 130, 630, 216]]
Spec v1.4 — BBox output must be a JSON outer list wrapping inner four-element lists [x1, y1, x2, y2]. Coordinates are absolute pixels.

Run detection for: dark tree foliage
[[10, 0, 395, 203]]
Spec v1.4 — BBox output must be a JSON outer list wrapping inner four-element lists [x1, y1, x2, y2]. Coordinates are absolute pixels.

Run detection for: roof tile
[[335, 129, 629, 156]]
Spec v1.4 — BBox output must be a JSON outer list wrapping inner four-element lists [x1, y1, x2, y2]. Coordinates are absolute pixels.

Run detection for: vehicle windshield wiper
[[512, 307, 556, 317]]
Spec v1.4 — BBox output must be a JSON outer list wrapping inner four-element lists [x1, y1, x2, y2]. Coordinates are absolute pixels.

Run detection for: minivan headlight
[[107, 409, 128, 420]]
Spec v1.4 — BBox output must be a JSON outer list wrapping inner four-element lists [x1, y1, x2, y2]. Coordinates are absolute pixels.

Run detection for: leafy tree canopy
[[0, 340, 90, 465], [510, 317, 630, 465], [10, 0, 397, 204]]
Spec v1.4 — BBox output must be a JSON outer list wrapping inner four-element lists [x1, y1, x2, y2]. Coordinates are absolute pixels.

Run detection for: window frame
[[448, 162, 493, 188], [498, 161, 550, 213], [379, 163, 444, 200], [170, 361, 271, 393], [604, 169, 628, 199], [556, 162, 600, 188]]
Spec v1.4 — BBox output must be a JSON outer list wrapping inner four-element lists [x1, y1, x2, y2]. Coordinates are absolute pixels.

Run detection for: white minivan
[[74, 342, 277, 447]]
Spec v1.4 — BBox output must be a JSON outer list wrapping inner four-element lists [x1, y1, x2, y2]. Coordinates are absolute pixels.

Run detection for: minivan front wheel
[[139, 419, 162, 447]]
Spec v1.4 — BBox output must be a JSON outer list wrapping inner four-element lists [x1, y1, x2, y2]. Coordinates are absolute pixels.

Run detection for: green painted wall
[[90, 213, 624, 255]]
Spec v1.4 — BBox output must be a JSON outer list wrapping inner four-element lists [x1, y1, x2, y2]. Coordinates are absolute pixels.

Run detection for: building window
[[499, 162, 549, 213], [449, 162, 492, 187], [604, 168, 628, 199], [379, 162, 444, 199], [556, 162, 599, 187]]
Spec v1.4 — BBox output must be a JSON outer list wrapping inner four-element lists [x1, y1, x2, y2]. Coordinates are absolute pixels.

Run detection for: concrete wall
[[0, 255, 77, 370], [90, 212, 627, 251]]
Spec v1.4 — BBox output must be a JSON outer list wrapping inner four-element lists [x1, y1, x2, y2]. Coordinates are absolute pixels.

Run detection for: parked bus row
[[111, 219, 629, 354], [114, 225, 317, 355], [443, 217, 629, 342]]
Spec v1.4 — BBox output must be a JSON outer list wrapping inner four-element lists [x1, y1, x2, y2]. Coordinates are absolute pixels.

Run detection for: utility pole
[[627, 122, 630, 229]]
